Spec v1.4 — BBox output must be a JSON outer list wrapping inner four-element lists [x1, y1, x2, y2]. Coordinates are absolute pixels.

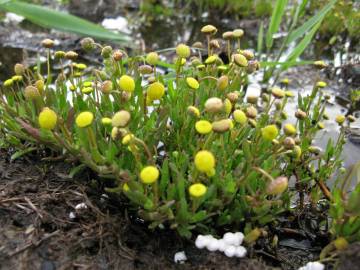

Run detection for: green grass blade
[[257, 21, 264, 55], [265, 0, 288, 49], [0, 1, 131, 43], [286, 0, 336, 45], [282, 21, 321, 70]]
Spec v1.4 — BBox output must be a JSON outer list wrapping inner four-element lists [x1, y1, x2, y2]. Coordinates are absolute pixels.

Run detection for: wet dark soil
[[0, 149, 276, 270], [1, 148, 349, 270]]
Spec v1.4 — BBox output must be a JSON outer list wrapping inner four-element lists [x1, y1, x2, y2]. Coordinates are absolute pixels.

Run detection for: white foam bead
[[217, 239, 226, 252], [174, 251, 187, 263], [303, 262, 325, 270], [206, 238, 219, 251], [234, 232, 244, 246], [235, 246, 247, 258], [224, 245, 236, 257], [223, 232, 238, 246], [195, 235, 210, 249]]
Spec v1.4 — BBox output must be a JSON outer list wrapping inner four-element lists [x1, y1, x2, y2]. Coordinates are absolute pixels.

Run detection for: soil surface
[[0, 149, 274, 270]]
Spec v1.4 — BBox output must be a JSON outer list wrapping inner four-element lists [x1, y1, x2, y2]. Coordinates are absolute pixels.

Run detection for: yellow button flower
[[146, 52, 159, 65], [195, 150, 215, 172], [283, 123, 296, 136], [176, 43, 190, 58], [4, 79, 14, 87], [195, 120, 212, 135], [224, 98, 232, 114], [335, 115, 345, 125], [205, 55, 217, 64], [316, 81, 327, 88], [81, 87, 93, 94], [123, 183, 130, 192], [75, 111, 94, 128], [261, 125, 279, 141], [122, 133, 134, 145], [186, 77, 199, 90], [187, 106, 200, 118], [189, 183, 207, 198], [233, 110, 247, 124], [101, 117, 112, 125], [147, 82, 165, 100], [119, 75, 135, 92], [140, 166, 159, 184], [38, 107, 57, 130]]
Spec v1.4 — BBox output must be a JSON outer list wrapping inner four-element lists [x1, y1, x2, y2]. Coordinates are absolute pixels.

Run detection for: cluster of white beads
[[195, 232, 247, 258]]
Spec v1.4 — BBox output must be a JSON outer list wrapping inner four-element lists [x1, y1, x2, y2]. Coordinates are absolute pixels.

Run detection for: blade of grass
[[257, 21, 264, 55], [282, 21, 322, 70], [0, 1, 131, 43], [265, 0, 288, 49], [286, 0, 336, 45]]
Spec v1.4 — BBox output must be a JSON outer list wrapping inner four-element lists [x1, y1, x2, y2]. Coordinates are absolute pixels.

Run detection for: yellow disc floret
[[140, 166, 159, 184], [194, 150, 215, 172], [186, 77, 199, 90], [233, 110, 247, 125], [38, 107, 57, 130], [195, 120, 212, 135], [261, 125, 279, 141], [119, 75, 135, 92], [75, 111, 94, 128], [189, 183, 207, 198], [147, 82, 165, 100]]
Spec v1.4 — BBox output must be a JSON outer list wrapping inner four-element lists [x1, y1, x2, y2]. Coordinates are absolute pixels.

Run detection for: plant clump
[[0, 25, 357, 255]]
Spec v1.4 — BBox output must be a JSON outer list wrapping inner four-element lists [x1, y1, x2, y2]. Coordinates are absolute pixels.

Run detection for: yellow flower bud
[[140, 166, 159, 184], [186, 77, 199, 90], [224, 98, 232, 114], [283, 123, 296, 136], [111, 127, 120, 140], [206, 168, 216, 177], [119, 75, 135, 92], [233, 54, 248, 67], [123, 183, 130, 192], [233, 110, 247, 124], [271, 87, 285, 98], [314, 60, 327, 70], [101, 117, 112, 125], [217, 75, 229, 91], [81, 87, 93, 94], [38, 107, 57, 130], [75, 111, 94, 128], [333, 237, 349, 251], [195, 150, 215, 172], [261, 125, 279, 141], [293, 145, 302, 160], [147, 82, 165, 100], [233, 29, 244, 38], [189, 183, 207, 198], [12, 75, 23, 82], [316, 81, 327, 88], [317, 122, 325, 129], [146, 52, 159, 65], [24, 86, 40, 100], [335, 115, 345, 125], [14, 63, 25, 75], [122, 133, 134, 145], [205, 55, 217, 65], [4, 79, 14, 87], [35, 79, 44, 94], [176, 44, 190, 58], [195, 120, 212, 135], [246, 106, 257, 119], [201, 24, 217, 35], [187, 106, 200, 118], [112, 110, 131, 127], [41, 38, 54, 48]]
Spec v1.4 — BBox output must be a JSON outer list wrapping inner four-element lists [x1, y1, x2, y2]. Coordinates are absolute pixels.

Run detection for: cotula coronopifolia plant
[[0, 25, 351, 238]]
